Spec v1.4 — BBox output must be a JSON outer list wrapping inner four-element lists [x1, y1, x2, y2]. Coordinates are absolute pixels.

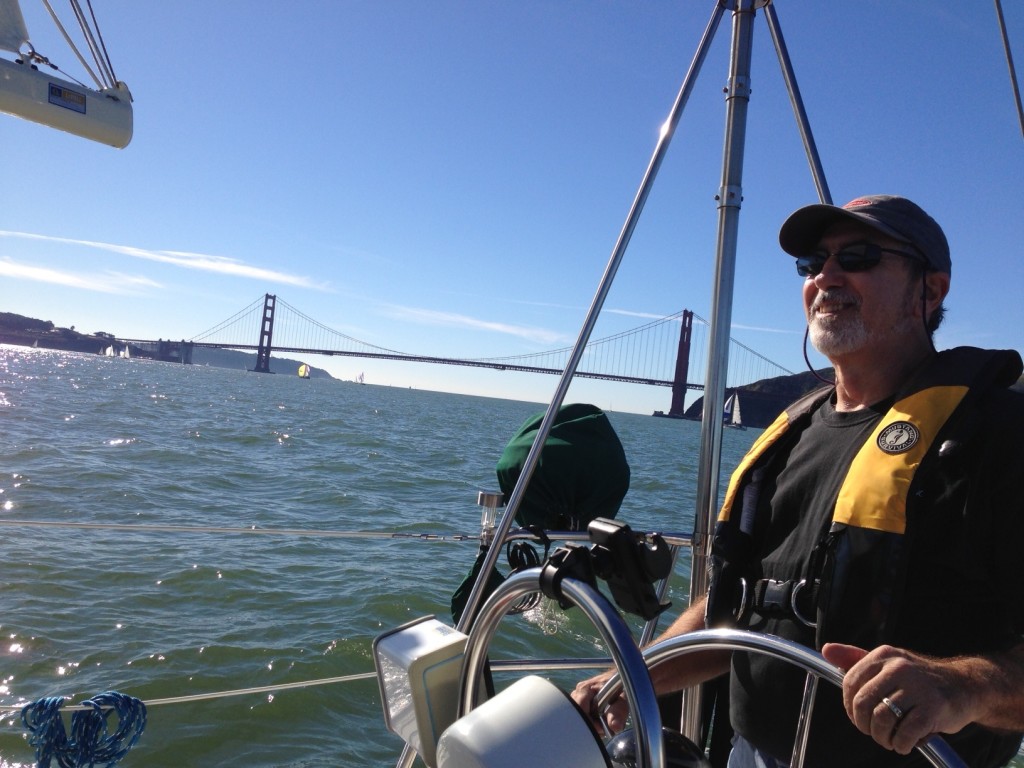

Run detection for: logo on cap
[[843, 198, 873, 209], [877, 421, 920, 454]]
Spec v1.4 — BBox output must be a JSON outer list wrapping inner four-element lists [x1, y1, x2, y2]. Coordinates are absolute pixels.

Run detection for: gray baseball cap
[[779, 194, 951, 274]]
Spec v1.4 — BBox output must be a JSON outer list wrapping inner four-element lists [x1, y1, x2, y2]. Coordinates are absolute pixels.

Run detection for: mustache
[[810, 290, 860, 313]]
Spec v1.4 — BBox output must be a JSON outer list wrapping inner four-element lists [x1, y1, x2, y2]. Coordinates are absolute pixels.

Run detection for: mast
[[682, 0, 757, 740]]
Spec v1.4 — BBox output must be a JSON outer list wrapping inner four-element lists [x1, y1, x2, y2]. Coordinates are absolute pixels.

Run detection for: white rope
[[39, 0, 102, 89], [69, 0, 114, 87], [1, 671, 378, 716], [0, 519, 691, 547], [0, 518, 479, 542]]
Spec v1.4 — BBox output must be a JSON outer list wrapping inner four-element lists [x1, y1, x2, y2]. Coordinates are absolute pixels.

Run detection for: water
[[0, 346, 760, 767]]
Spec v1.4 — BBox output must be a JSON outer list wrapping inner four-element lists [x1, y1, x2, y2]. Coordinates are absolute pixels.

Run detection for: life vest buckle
[[790, 579, 817, 628], [739, 577, 817, 628]]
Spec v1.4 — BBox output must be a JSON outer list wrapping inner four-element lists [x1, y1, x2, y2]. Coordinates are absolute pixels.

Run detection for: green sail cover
[[495, 403, 630, 531]]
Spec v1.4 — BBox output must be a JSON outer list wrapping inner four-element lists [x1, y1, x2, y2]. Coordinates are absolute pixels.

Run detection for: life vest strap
[[740, 577, 818, 628]]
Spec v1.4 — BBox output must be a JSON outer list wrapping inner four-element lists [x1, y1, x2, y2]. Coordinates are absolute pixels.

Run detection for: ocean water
[[4, 346, 1021, 768], [0, 345, 761, 767]]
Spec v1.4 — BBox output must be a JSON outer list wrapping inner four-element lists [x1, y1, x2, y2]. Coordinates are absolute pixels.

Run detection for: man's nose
[[812, 255, 846, 288]]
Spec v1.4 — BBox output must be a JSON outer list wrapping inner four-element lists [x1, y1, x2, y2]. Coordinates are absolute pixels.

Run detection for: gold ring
[[881, 696, 905, 719]]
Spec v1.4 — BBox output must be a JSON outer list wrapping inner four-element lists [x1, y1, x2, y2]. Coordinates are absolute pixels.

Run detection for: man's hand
[[823, 643, 976, 755], [571, 672, 629, 734]]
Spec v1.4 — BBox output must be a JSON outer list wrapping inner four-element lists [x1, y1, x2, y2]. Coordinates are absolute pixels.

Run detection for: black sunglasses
[[795, 242, 924, 277]]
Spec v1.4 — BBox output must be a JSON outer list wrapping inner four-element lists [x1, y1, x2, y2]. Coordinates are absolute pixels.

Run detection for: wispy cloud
[[605, 308, 673, 320], [381, 305, 568, 345], [0, 258, 160, 294], [731, 323, 803, 335], [0, 230, 317, 288]]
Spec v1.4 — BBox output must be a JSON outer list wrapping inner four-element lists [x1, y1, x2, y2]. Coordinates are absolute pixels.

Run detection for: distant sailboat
[[357, 372, 365, 385], [104, 345, 114, 357], [298, 363, 311, 379], [120, 345, 130, 359], [723, 392, 745, 430]]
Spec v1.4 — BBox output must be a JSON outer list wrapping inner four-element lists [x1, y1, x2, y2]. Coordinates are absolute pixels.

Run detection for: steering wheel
[[454, 573, 965, 768], [455, 569, 667, 768], [595, 628, 967, 768]]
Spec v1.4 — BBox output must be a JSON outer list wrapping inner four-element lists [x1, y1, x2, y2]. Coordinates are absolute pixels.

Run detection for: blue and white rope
[[21, 692, 147, 768]]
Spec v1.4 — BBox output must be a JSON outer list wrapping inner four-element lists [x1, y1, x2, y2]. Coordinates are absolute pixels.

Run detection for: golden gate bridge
[[125, 293, 794, 418]]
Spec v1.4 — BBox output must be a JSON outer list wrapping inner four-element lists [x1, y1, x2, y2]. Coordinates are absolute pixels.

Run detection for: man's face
[[802, 222, 923, 360]]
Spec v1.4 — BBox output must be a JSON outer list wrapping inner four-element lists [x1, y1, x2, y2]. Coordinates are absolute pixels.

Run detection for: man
[[573, 195, 1024, 767]]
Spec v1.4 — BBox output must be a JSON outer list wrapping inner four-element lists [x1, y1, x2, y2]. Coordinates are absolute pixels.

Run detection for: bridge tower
[[252, 294, 276, 373], [666, 309, 693, 417]]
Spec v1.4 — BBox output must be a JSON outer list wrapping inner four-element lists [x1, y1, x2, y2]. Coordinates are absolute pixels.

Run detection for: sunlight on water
[[0, 345, 762, 767]]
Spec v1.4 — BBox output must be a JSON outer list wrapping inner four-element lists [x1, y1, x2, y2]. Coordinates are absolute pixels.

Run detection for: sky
[[1, 1, 1022, 416]]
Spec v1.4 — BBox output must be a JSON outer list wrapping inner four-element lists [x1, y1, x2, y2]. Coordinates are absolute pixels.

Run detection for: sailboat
[[723, 392, 745, 430], [1, 5, 1020, 768], [297, 363, 310, 379], [0, 0, 132, 147]]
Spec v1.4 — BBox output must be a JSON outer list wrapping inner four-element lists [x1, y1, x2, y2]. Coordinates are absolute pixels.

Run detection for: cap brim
[[778, 204, 910, 256]]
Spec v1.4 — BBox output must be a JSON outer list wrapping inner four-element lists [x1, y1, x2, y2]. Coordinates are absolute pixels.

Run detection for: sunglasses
[[795, 242, 924, 277]]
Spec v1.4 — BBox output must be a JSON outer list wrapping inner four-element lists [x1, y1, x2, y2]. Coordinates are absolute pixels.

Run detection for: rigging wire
[[994, 0, 1024, 139], [0, 517, 481, 542], [0, 518, 693, 548], [0, 672, 378, 718], [84, 0, 117, 85], [39, 0, 102, 89], [68, 0, 112, 87]]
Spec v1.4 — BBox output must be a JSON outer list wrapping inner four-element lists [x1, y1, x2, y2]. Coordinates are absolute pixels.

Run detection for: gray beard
[[808, 303, 918, 358], [808, 313, 869, 357]]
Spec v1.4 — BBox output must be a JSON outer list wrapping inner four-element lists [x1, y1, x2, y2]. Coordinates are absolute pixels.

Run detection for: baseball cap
[[778, 194, 951, 274]]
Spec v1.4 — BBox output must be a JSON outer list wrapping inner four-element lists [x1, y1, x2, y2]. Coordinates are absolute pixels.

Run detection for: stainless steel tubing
[[449, 1, 726, 646], [458, 569, 665, 768], [762, 3, 832, 205], [687, 0, 758, 742], [597, 628, 967, 768]]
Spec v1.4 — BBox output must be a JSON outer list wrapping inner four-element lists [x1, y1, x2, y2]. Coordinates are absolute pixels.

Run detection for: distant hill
[[0, 311, 333, 380], [678, 369, 834, 429], [685, 368, 1024, 429], [190, 347, 333, 379]]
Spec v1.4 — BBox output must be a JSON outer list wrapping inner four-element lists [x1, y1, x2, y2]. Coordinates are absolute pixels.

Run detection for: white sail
[[723, 392, 744, 429], [0, 0, 29, 54]]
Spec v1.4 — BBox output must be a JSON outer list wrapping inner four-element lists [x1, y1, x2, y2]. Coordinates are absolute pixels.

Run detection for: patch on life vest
[[877, 421, 920, 454]]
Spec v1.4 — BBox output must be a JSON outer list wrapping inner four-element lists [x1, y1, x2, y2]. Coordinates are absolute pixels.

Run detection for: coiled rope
[[504, 526, 551, 614], [21, 692, 146, 768]]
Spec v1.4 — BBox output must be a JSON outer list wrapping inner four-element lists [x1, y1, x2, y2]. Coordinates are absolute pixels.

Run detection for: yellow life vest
[[718, 386, 968, 534], [707, 346, 1023, 641]]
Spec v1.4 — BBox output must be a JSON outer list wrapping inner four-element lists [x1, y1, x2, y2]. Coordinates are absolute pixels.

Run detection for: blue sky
[[1, 2, 1022, 415]]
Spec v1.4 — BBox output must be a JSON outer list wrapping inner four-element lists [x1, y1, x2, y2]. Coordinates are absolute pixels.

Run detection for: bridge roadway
[[122, 340, 704, 391]]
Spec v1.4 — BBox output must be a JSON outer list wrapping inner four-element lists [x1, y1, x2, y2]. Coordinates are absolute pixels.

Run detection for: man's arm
[[823, 641, 1024, 756], [571, 595, 731, 732]]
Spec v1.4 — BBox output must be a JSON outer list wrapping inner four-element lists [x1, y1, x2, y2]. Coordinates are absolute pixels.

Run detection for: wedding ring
[[881, 696, 905, 720]]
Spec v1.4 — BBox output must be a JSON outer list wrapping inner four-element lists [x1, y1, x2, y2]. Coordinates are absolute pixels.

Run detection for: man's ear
[[923, 271, 950, 317]]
